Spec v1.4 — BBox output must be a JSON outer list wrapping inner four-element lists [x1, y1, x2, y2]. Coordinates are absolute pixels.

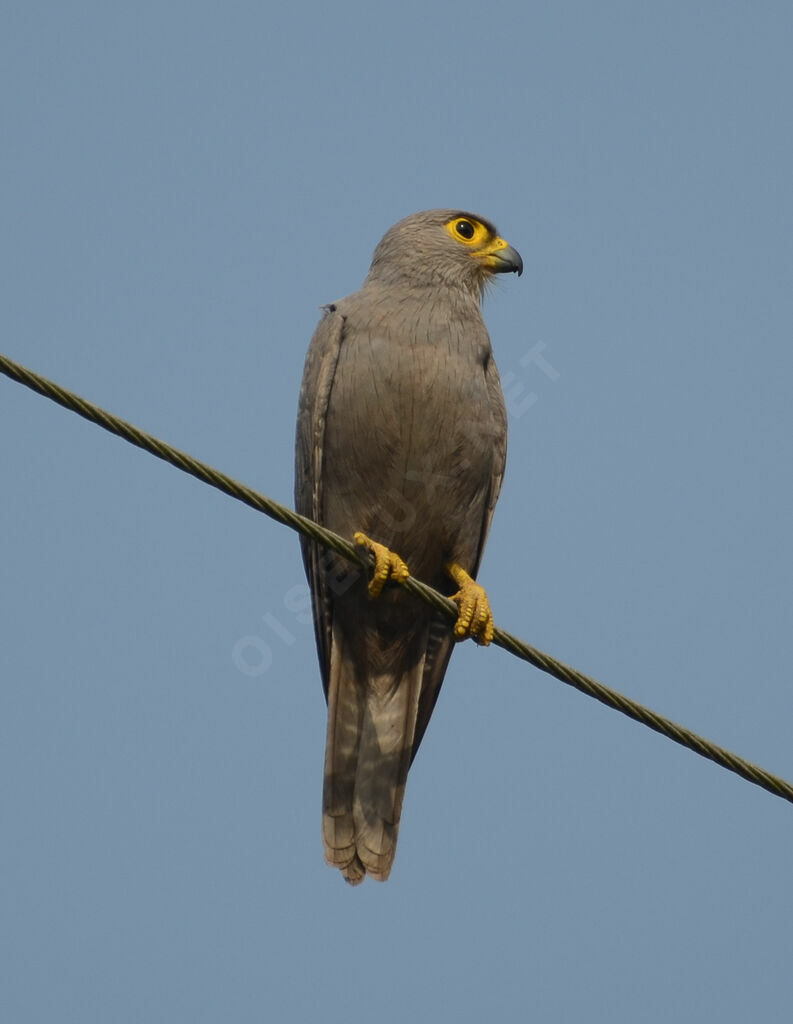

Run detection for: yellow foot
[[354, 532, 410, 598], [446, 562, 494, 646]]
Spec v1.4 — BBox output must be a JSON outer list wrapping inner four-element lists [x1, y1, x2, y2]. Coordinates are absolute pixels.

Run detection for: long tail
[[322, 622, 426, 885]]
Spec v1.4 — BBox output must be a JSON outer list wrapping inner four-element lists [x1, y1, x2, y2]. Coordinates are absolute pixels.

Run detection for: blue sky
[[2, 2, 792, 1020]]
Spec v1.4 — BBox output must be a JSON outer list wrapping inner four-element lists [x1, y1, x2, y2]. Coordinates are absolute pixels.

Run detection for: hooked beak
[[481, 237, 523, 276]]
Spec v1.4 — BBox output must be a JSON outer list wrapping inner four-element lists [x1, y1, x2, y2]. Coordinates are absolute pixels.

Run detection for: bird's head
[[365, 209, 523, 300]]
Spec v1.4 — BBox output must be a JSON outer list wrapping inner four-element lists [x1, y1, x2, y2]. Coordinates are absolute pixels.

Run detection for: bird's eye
[[443, 215, 488, 247]]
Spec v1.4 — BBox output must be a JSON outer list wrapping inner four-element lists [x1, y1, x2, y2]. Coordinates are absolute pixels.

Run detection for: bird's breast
[[321, 312, 501, 573]]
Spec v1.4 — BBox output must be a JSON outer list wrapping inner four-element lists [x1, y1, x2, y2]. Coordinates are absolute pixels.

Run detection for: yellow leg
[[446, 562, 494, 646], [354, 532, 410, 598]]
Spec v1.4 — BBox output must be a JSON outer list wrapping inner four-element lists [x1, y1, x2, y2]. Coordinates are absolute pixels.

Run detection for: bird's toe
[[446, 562, 494, 646], [354, 531, 410, 597]]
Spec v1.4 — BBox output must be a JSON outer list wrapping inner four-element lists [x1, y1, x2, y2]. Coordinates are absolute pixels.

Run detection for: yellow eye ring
[[444, 215, 491, 248]]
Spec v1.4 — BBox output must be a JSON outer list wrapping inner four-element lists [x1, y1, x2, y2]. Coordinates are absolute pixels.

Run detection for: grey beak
[[492, 243, 523, 277]]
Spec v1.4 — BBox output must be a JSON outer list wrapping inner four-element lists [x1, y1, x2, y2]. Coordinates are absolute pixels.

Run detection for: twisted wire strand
[[2, 350, 791, 806]]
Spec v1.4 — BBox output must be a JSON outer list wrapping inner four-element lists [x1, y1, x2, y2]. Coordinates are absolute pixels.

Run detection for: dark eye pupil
[[456, 220, 474, 239]]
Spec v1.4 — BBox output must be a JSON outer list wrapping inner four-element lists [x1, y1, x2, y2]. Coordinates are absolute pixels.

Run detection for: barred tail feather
[[322, 622, 427, 884]]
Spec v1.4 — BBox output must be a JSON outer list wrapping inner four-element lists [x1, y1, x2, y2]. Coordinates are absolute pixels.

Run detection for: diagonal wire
[[2, 349, 792, 806]]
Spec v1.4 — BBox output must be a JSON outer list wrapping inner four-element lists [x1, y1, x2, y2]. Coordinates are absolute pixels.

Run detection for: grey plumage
[[295, 209, 521, 884]]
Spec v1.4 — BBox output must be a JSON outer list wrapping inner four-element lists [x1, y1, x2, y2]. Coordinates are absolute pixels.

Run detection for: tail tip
[[342, 856, 366, 886]]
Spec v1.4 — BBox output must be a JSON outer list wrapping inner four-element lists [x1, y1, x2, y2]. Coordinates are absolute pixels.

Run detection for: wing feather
[[294, 306, 346, 695], [411, 348, 508, 759]]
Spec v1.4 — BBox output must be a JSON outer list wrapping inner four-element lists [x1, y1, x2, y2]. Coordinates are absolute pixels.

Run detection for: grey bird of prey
[[295, 209, 522, 884]]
